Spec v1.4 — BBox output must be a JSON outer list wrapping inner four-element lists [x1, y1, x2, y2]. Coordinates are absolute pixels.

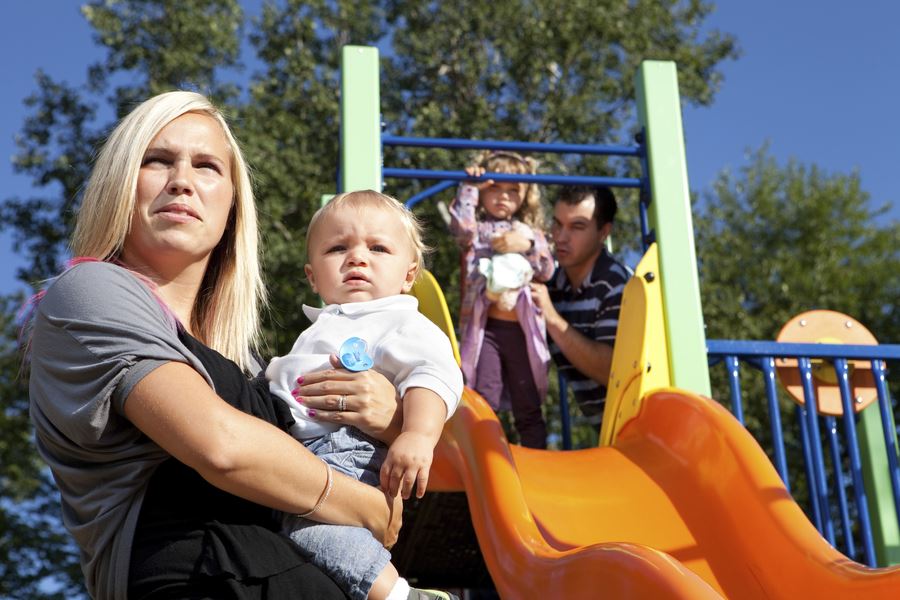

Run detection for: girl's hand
[[292, 355, 402, 443], [464, 165, 494, 190], [464, 164, 485, 179], [492, 230, 532, 253]]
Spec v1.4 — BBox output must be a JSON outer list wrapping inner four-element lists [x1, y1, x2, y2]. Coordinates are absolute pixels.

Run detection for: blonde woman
[[27, 91, 402, 599]]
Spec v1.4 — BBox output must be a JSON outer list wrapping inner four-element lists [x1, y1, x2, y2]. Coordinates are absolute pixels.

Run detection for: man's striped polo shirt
[[547, 248, 631, 424]]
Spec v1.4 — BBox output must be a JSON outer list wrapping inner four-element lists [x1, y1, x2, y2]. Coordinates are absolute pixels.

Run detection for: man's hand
[[492, 231, 531, 254], [530, 283, 558, 321], [380, 431, 434, 499]]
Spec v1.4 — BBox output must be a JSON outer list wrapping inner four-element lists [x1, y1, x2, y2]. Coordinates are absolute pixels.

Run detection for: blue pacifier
[[338, 337, 373, 372]]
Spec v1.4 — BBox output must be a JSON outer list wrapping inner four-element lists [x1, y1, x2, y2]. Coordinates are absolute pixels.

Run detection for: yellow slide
[[410, 252, 900, 598]]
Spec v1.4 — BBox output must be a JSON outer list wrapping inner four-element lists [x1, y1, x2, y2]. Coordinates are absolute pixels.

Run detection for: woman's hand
[[382, 488, 404, 548], [292, 355, 402, 443]]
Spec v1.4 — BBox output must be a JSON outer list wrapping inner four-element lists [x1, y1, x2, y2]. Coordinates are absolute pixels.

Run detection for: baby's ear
[[402, 261, 419, 293], [304, 263, 318, 294]]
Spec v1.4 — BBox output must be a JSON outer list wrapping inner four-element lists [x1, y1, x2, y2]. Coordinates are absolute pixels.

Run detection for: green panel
[[635, 61, 710, 396], [340, 45, 382, 192], [859, 401, 900, 566]]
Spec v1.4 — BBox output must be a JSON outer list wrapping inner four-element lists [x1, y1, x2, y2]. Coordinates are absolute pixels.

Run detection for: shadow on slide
[[428, 386, 900, 599]]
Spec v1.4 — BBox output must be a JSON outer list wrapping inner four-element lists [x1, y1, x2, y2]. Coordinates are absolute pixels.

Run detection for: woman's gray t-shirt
[[28, 261, 215, 600]]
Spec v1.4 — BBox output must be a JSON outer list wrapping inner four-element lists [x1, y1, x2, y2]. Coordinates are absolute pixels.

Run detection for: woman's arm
[[292, 355, 404, 444], [124, 361, 402, 546]]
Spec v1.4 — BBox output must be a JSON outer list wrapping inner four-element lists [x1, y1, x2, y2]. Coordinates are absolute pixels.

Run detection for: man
[[530, 185, 631, 429]]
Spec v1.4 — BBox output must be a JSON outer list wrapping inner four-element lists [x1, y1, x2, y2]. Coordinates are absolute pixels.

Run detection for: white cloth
[[477, 252, 535, 311], [477, 252, 534, 295], [267, 295, 463, 439]]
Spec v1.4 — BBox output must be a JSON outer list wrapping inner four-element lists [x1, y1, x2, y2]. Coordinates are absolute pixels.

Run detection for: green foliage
[[0, 295, 85, 599], [0, 0, 737, 592], [696, 146, 898, 344]]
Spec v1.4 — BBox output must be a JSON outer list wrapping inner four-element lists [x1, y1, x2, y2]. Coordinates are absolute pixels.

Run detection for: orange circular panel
[[775, 310, 878, 416]]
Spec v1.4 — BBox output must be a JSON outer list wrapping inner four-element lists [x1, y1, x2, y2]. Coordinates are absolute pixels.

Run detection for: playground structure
[[338, 46, 900, 597]]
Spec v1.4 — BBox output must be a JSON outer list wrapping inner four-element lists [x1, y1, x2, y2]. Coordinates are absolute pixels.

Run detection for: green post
[[340, 45, 382, 192], [859, 400, 900, 566], [634, 61, 711, 396]]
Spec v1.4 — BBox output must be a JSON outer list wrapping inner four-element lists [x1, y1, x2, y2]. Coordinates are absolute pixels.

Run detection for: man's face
[[551, 196, 609, 272]]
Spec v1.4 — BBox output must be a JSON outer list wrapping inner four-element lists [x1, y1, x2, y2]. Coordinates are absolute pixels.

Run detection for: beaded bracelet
[[298, 459, 333, 518]]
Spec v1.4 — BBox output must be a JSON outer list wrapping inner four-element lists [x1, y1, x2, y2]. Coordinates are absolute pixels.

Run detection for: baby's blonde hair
[[306, 190, 430, 280], [475, 150, 544, 229]]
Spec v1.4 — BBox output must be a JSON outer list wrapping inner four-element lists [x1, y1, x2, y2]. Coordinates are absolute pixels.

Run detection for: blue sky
[[2, 1, 898, 295]]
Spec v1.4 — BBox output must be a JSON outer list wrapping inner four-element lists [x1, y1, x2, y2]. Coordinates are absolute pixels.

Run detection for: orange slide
[[410, 253, 899, 598], [427, 387, 900, 599]]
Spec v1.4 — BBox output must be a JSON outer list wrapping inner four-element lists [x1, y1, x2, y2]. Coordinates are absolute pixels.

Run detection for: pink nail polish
[[308, 409, 317, 417], [295, 396, 304, 404], [295, 375, 304, 384]]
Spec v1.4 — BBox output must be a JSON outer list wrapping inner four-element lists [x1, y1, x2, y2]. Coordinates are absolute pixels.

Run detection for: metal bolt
[[643, 271, 656, 283], [646, 362, 652, 372], [799, 319, 807, 327], [855, 395, 863, 404], [845, 321, 853, 329]]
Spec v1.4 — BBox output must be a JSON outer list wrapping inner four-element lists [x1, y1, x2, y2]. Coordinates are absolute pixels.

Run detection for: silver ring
[[338, 395, 347, 412]]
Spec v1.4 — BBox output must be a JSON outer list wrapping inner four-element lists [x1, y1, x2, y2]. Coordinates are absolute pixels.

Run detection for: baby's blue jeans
[[283, 426, 391, 600]]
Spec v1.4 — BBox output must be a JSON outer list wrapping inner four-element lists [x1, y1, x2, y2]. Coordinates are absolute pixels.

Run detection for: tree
[[697, 147, 898, 346], [0, 0, 737, 593]]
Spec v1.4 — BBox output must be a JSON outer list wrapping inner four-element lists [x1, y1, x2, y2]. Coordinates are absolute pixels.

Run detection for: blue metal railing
[[385, 168, 642, 189], [706, 339, 900, 567], [383, 135, 642, 157], [380, 134, 652, 246]]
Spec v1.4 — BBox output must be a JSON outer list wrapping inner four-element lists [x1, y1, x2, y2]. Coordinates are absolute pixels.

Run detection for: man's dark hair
[[556, 185, 617, 228]]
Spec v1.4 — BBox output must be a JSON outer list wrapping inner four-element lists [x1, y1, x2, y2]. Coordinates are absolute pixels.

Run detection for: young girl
[[449, 151, 554, 448]]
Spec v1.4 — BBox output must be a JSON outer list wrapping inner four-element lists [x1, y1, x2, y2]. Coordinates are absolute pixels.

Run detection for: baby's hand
[[380, 431, 435, 499]]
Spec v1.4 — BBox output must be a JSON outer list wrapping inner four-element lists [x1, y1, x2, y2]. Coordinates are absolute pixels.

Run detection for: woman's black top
[[128, 332, 346, 599]]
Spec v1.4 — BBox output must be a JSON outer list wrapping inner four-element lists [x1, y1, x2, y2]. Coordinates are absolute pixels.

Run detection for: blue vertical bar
[[826, 415, 856, 557], [636, 130, 652, 253], [835, 358, 877, 566], [558, 372, 572, 450], [872, 359, 900, 530], [796, 404, 823, 531], [762, 357, 790, 489], [799, 357, 835, 545], [725, 355, 745, 425], [638, 195, 651, 253]]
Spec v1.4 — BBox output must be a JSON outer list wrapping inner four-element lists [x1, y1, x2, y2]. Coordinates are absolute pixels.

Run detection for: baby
[[267, 190, 463, 600]]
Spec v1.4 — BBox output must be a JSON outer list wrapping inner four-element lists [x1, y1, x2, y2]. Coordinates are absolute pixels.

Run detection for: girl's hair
[[70, 90, 266, 372], [306, 190, 430, 281], [475, 150, 544, 229]]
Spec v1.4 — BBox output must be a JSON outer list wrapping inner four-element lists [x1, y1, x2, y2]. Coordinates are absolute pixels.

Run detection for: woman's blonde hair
[[71, 90, 265, 371], [475, 150, 544, 229], [306, 190, 430, 281]]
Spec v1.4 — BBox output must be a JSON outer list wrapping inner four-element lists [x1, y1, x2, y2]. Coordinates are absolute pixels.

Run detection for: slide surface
[[428, 386, 900, 599]]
